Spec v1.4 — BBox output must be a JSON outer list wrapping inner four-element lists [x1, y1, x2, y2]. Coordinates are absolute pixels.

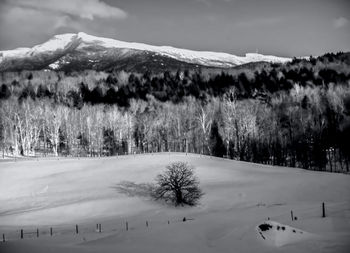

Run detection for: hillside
[[0, 154, 349, 253], [1, 51, 350, 174]]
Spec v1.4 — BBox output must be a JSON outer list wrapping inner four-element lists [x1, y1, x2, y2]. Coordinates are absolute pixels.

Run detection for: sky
[[0, 0, 349, 57]]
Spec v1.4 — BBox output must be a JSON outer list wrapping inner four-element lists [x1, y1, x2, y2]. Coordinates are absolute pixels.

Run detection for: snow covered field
[[0, 153, 349, 253]]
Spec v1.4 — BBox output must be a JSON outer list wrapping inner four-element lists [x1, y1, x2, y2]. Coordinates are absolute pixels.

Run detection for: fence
[[0, 215, 193, 242], [2, 201, 347, 243], [265, 201, 350, 225]]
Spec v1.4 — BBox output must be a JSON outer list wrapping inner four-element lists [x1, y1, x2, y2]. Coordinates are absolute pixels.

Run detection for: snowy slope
[[76, 32, 291, 67], [0, 32, 291, 71], [0, 34, 77, 58], [0, 154, 349, 253]]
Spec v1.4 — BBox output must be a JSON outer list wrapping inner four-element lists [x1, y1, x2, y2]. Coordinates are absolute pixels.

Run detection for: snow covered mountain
[[0, 32, 291, 72]]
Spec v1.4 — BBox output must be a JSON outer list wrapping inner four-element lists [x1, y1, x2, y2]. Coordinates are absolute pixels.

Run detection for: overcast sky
[[0, 0, 349, 57]]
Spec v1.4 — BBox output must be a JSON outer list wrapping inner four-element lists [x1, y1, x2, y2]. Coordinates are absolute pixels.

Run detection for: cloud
[[7, 0, 127, 20], [333, 17, 348, 29], [0, 0, 128, 49]]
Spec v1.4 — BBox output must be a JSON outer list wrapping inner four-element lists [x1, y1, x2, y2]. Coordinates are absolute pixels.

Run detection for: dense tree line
[[0, 52, 349, 173]]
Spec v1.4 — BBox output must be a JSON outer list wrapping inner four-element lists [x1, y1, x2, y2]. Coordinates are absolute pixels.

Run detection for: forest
[[0, 52, 350, 173]]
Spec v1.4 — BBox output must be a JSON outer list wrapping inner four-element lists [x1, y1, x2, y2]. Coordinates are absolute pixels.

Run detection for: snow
[[0, 34, 77, 61], [0, 32, 291, 68], [76, 32, 290, 67], [49, 61, 60, 70], [256, 220, 314, 247], [0, 153, 349, 253], [31, 34, 77, 53], [0, 48, 31, 58]]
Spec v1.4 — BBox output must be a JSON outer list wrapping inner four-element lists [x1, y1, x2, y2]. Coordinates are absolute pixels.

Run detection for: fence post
[[146, 221, 148, 227], [291, 210, 294, 221], [322, 202, 326, 218], [2, 234, 5, 242], [168, 220, 170, 224], [20, 229, 23, 239], [50, 227, 53, 236], [37, 228, 39, 237], [96, 224, 99, 232], [76, 224, 79, 234], [126, 222, 128, 231], [99, 224, 101, 233]]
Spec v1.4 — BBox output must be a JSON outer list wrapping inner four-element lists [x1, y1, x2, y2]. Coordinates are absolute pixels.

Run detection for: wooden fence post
[[50, 227, 53, 236], [146, 221, 149, 227], [2, 234, 5, 242], [37, 228, 39, 237], [291, 210, 294, 221], [20, 229, 23, 239], [126, 222, 128, 231], [76, 224, 79, 234], [99, 224, 101, 233], [322, 202, 326, 218]]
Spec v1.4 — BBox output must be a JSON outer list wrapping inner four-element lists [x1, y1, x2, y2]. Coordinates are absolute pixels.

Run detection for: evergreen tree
[[209, 120, 226, 157], [0, 84, 11, 99]]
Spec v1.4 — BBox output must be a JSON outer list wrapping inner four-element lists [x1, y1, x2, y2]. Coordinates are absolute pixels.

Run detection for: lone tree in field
[[154, 162, 203, 206]]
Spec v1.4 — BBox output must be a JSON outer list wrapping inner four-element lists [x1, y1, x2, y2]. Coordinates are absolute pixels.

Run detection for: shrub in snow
[[153, 162, 203, 206]]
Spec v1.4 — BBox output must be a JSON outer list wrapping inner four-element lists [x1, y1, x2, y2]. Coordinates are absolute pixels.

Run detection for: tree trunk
[[175, 190, 183, 205]]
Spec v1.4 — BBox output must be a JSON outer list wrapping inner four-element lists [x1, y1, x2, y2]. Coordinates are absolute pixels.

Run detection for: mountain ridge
[[0, 32, 291, 72]]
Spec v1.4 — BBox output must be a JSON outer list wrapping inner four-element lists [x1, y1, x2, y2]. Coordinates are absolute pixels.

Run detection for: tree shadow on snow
[[111, 181, 156, 198]]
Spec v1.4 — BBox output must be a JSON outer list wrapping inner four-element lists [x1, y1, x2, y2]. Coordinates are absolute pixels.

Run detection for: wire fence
[[0, 214, 193, 242], [261, 201, 350, 225], [1, 201, 349, 243]]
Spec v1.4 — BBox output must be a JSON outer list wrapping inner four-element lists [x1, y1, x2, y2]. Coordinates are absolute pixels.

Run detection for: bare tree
[[45, 105, 66, 156], [1, 99, 20, 156], [82, 105, 105, 156], [105, 105, 123, 154], [222, 90, 237, 157], [196, 102, 215, 155], [154, 162, 203, 206]]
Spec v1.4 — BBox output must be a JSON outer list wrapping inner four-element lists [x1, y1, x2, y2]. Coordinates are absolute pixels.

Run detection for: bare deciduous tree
[[195, 99, 219, 155], [154, 162, 203, 206], [45, 105, 65, 156]]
